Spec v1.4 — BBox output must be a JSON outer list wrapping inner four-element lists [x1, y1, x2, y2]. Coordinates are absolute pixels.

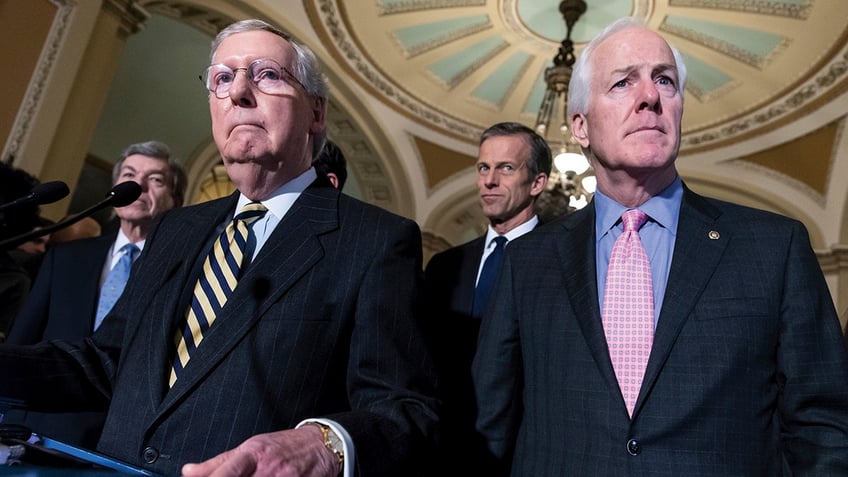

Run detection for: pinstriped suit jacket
[[472, 186, 848, 476], [0, 181, 440, 476]]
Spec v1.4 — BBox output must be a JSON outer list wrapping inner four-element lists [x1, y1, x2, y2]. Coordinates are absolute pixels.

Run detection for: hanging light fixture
[[534, 0, 595, 222]]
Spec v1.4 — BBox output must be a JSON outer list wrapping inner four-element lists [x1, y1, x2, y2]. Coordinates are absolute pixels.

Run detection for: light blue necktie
[[94, 243, 139, 330]]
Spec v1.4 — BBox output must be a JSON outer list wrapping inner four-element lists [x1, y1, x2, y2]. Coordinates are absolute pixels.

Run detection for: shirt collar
[[484, 214, 539, 248], [594, 175, 683, 239], [235, 167, 318, 220], [113, 228, 145, 256]]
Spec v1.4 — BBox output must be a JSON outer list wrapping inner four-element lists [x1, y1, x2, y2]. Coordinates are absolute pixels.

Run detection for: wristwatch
[[307, 421, 344, 476]]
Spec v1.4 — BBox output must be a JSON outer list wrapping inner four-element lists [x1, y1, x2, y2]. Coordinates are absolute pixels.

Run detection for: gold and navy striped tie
[[169, 202, 267, 387]]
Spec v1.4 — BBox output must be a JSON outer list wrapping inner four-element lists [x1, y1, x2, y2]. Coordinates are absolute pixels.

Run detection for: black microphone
[[0, 181, 142, 250], [105, 181, 144, 207], [0, 181, 70, 212]]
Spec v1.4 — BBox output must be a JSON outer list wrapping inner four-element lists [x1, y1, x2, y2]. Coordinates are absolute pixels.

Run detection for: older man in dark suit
[[472, 17, 848, 475], [0, 19, 438, 477]]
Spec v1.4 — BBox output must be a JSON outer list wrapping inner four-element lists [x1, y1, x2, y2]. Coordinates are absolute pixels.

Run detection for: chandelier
[[534, 0, 595, 222]]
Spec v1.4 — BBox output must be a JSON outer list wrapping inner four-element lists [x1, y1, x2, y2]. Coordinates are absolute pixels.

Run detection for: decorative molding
[[103, 0, 150, 36], [438, 40, 509, 90], [377, 0, 485, 16], [817, 244, 848, 274], [316, 0, 481, 141], [2, 0, 76, 166], [726, 157, 825, 208], [660, 21, 788, 70], [142, 1, 234, 36], [397, 20, 491, 59], [669, 0, 812, 20], [682, 46, 848, 149], [686, 79, 740, 103], [421, 229, 453, 256]]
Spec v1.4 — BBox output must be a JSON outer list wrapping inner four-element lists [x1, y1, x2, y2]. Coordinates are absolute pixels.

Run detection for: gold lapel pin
[[708, 230, 720, 240]]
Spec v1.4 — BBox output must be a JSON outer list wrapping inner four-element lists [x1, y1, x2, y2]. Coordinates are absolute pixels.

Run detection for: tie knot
[[491, 236, 507, 250], [621, 209, 648, 232], [121, 243, 139, 260], [234, 202, 268, 225]]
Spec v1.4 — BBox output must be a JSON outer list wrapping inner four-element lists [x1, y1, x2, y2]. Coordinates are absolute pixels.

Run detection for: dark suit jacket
[[0, 251, 30, 341], [9, 233, 114, 343], [423, 236, 486, 468], [5, 233, 115, 448], [473, 186, 848, 476], [0, 183, 440, 476]]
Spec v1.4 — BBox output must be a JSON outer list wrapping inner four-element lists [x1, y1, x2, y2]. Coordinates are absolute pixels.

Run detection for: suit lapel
[[635, 188, 728, 415], [139, 194, 239, 409], [556, 206, 623, 392], [158, 185, 338, 410], [459, 238, 486, 315]]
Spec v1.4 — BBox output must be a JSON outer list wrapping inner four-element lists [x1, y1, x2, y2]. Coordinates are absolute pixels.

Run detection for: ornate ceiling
[[316, 0, 845, 149], [93, 0, 848, 253]]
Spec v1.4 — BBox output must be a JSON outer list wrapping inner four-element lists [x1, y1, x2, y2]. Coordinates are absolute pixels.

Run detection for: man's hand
[[181, 426, 338, 477]]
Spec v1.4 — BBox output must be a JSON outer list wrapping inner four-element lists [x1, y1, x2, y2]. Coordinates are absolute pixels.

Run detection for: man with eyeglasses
[[0, 19, 438, 477], [422, 121, 550, 472]]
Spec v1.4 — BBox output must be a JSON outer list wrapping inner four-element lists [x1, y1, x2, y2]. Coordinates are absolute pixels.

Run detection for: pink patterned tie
[[602, 209, 654, 417]]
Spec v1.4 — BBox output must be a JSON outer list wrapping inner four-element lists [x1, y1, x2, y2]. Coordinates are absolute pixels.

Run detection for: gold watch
[[307, 422, 344, 475]]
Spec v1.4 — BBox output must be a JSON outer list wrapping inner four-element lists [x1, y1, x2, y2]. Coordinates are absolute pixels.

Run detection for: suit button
[[142, 446, 159, 464], [627, 439, 641, 456]]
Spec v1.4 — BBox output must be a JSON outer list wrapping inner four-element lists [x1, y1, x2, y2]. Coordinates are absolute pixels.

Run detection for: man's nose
[[637, 81, 661, 111], [228, 69, 257, 105]]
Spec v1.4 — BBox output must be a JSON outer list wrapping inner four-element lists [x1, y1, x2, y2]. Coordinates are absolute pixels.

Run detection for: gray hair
[[567, 17, 687, 118], [210, 19, 329, 158], [112, 140, 188, 206]]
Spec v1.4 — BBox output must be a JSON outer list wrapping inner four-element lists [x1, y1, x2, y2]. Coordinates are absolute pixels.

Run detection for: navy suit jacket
[[473, 186, 848, 476], [424, 236, 485, 455], [0, 182, 440, 476], [5, 233, 116, 448], [9, 233, 114, 343]]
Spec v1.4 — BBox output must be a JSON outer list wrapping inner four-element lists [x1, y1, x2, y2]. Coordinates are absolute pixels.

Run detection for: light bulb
[[554, 152, 589, 175], [581, 175, 596, 193]]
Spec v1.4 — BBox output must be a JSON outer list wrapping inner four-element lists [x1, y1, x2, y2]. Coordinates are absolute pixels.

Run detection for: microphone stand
[[0, 183, 141, 251]]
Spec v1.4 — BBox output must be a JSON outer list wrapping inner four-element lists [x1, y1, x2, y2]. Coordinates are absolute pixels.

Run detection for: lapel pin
[[708, 230, 720, 240]]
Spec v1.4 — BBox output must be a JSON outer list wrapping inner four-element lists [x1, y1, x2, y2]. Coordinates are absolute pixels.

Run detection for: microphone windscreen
[[33, 181, 70, 205], [108, 181, 142, 207]]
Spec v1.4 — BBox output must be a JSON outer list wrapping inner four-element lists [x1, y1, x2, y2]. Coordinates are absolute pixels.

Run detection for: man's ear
[[310, 96, 327, 134], [327, 173, 340, 189], [530, 172, 548, 197], [571, 113, 589, 148]]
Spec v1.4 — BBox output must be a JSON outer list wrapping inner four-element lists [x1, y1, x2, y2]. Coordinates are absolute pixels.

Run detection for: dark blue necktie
[[472, 236, 507, 318]]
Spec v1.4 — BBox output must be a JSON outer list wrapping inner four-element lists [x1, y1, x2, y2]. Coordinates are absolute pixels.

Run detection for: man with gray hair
[[472, 16, 848, 475], [5, 140, 186, 447], [0, 19, 438, 477]]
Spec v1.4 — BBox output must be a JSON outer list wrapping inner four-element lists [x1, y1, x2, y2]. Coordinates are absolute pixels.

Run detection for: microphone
[[0, 181, 142, 250], [0, 181, 70, 212], [105, 181, 143, 207]]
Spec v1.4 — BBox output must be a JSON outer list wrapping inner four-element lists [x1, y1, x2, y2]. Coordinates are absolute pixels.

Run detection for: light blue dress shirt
[[594, 176, 684, 325]]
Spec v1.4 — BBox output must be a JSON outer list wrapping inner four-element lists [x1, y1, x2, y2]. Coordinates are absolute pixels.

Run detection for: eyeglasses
[[201, 58, 305, 98], [476, 161, 527, 177]]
